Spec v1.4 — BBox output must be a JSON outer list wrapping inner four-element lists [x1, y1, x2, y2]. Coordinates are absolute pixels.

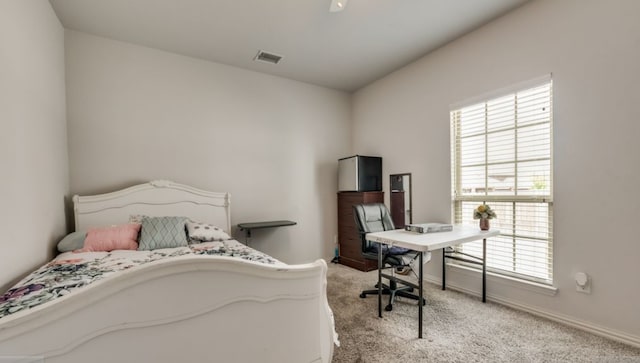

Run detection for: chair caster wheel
[[422, 299, 426, 306], [385, 304, 393, 311], [360, 293, 367, 298]]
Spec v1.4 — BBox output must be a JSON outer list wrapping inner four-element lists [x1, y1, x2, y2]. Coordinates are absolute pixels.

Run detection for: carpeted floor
[[327, 263, 640, 363]]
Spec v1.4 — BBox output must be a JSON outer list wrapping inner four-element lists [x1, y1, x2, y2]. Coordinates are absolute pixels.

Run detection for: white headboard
[[73, 180, 231, 233]]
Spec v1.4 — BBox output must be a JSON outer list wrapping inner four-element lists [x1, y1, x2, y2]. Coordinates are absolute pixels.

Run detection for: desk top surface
[[366, 224, 499, 252]]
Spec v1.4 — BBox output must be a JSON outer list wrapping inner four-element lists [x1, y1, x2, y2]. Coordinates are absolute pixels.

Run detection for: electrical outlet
[[576, 283, 591, 294], [575, 272, 591, 294]]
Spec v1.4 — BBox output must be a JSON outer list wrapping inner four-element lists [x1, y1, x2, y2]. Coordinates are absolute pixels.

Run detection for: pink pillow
[[75, 224, 141, 252]]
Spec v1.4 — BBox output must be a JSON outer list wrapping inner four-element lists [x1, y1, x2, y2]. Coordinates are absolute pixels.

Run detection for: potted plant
[[473, 204, 497, 230]]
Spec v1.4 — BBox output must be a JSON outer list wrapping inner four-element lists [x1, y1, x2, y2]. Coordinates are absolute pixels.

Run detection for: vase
[[479, 218, 490, 231]]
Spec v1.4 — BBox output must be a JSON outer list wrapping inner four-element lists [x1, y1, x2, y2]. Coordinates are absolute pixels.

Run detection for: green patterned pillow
[[138, 216, 188, 250], [57, 231, 87, 252]]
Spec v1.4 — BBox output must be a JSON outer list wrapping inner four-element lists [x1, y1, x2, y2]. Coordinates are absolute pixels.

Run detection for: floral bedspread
[[0, 240, 281, 320]]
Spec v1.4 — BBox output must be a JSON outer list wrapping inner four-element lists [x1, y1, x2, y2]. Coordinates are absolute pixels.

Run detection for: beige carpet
[[327, 263, 640, 363]]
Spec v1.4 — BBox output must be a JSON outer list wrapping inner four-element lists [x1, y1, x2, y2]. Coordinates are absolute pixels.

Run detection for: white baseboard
[[424, 273, 640, 349]]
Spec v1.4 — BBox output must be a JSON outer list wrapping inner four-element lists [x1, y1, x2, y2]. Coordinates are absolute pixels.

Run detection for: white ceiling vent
[[254, 50, 283, 65]]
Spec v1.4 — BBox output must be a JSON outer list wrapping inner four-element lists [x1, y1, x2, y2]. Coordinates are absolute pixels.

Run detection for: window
[[451, 77, 553, 284]]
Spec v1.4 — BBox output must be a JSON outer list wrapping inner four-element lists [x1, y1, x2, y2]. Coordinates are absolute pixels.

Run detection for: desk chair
[[353, 203, 427, 311]]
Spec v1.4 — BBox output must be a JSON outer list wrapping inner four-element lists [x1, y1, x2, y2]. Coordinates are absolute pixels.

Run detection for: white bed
[[0, 180, 337, 363]]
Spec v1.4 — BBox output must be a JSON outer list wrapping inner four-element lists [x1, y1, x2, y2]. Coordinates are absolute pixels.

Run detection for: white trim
[[449, 73, 552, 110], [424, 271, 640, 349], [490, 295, 640, 349]]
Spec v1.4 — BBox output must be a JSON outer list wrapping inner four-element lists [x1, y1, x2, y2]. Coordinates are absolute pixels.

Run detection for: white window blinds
[[451, 77, 553, 284]]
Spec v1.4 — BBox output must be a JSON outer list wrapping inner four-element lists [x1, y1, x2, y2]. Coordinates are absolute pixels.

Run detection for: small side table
[[237, 220, 297, 244]]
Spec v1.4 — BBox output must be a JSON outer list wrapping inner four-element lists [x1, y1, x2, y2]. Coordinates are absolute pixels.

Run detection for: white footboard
[[0, 257, 335, 363]]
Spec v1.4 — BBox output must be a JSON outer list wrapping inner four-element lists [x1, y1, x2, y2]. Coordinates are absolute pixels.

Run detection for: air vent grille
[[254, 50, 283, 65]]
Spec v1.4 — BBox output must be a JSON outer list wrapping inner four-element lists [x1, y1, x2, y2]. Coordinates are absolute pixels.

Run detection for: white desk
[[366, 225, 499, 338]]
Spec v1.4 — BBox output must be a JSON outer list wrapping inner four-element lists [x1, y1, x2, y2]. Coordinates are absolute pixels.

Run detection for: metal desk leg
[[419, 251, 424, 339], [442, 249, 446, 291], [378, 243, 382, 318], [482, 238, 487, 303]]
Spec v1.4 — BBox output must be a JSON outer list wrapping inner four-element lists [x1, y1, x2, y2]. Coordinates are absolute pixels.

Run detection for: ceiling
[[49, 0, 529, 92]]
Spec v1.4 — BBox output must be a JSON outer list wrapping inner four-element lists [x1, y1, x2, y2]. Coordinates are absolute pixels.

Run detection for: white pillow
[[129, 214, 147, 224], [186, 220, 231, 242]]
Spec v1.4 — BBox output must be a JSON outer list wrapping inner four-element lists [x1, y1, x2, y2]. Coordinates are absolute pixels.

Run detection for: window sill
[[445, 262, 558, 297]]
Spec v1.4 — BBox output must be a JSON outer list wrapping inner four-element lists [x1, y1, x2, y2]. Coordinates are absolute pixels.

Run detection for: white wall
[[65, 31, 351, 264], [0, 1, 69, 290], [353, 0, 640, 344]]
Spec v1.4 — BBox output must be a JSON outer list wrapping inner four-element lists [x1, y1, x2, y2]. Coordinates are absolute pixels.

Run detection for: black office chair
[[353, 203, 425, 311]]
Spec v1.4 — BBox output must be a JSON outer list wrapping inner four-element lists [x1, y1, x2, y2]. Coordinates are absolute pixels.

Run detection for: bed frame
[[0, 180, 336, 363]]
